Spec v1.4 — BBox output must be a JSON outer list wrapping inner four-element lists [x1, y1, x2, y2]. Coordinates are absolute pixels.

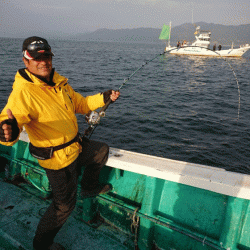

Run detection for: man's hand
[[0, 109, 19, 142], [103, 90, 120, 104], [110, 90, 120, 102]]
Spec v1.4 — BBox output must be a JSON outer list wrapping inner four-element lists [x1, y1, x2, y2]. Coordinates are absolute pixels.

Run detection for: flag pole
[[168, 21, 171, 47]]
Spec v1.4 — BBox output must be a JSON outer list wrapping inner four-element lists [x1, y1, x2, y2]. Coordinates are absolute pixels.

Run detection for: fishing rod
[[83, 46, 240, 139], [83, 50, 167, 138]]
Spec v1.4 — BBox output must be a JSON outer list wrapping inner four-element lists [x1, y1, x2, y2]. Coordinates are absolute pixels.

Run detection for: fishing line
[[181, 46, 241, 122], [84, 46, 241, 138], [118, 51, 166, 91]]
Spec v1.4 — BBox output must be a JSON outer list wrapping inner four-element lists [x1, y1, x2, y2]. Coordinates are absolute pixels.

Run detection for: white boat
[[160, 24, 250, 57]]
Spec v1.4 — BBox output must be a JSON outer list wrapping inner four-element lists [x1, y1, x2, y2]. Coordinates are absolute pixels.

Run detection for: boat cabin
[[191, 26, 211, 48]]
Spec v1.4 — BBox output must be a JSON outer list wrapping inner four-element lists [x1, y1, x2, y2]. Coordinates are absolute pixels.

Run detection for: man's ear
[[22, 57, 29, 67]]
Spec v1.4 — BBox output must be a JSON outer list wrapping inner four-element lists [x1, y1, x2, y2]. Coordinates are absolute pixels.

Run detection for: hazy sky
[[1, 0, 249, 37]]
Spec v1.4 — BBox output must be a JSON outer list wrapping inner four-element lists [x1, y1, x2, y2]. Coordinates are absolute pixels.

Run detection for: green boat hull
[[0, 136, 250, 250]]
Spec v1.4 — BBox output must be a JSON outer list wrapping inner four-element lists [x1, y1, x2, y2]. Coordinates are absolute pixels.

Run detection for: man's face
[[23, 54, 53, 80]]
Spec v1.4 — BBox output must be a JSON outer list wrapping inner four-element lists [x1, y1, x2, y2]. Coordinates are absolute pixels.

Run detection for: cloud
[[9, 0, 71, 12], [0, 0, 249, 38]]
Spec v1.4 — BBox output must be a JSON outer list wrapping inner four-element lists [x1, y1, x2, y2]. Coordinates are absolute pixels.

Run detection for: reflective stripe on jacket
[[0, 69, 105, 170]]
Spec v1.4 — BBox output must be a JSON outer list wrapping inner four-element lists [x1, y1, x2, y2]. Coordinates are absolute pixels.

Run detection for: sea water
[[0, 38, 249, 173]]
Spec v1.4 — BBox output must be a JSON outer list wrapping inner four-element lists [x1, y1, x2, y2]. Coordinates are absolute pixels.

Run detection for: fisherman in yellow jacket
[[0, 36, 120, 250]]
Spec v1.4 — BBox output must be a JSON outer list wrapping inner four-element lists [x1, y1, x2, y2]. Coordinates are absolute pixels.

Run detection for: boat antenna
[[83, 46, 240, 138], [191, 4, 197, 28], [192, 9, 194, 25]]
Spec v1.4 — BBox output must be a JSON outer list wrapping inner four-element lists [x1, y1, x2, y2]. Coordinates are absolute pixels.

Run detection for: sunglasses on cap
[[27, 41, 51, 52]]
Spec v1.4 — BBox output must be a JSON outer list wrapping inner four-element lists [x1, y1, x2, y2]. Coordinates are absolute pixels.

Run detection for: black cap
[[22, 36, 54, 59]]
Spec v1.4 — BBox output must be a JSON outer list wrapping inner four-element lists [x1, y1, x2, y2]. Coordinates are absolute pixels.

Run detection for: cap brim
[[23, 50, 54, 60]]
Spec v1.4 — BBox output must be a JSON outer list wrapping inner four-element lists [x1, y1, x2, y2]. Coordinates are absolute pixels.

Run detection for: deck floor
[[0, 178, 133, 250]]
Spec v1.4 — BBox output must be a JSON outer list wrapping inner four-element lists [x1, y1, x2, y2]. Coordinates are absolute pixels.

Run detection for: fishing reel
[[85, 110, 106, 126], [84, 97, 113, 137]]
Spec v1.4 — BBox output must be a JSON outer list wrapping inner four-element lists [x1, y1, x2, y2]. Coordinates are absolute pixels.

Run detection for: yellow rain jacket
[[0, 69, 105, 170]]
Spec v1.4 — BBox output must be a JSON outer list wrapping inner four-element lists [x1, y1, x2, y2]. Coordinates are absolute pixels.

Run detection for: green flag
[[159, 24, 171, 40]]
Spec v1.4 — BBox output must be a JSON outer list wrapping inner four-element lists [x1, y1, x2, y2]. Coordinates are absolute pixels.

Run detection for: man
[[0, 36, 120, 250]]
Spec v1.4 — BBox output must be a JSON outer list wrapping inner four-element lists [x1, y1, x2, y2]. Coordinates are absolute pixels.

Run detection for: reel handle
[[84, 90, 118, 138]]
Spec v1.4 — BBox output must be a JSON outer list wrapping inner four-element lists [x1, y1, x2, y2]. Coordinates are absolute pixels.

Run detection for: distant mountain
[[70, 22, 250, 46], [71, 27, 161, 43]]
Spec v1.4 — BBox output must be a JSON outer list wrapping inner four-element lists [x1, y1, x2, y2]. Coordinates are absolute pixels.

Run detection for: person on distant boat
[[213, 44, 216, 51], [177, 41, 181, 48], [218, 44, 222, 51], [181, 40, 187, 47], [0, 36, 120, 250]]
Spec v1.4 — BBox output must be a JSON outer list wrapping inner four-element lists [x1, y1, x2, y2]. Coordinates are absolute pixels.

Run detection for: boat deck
[[0, 178, 133, 250]]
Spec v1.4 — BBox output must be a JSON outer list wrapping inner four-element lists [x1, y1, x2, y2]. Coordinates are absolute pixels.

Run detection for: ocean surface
[[0, 38, 249, 174]]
